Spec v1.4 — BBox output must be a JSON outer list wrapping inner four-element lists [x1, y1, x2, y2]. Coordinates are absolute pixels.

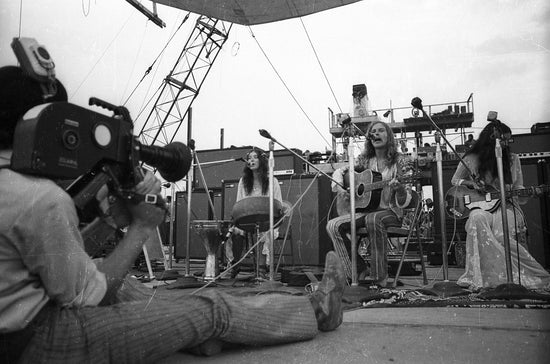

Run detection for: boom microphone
[[139, 141, 192, 182], [411, 97, 423, 110]]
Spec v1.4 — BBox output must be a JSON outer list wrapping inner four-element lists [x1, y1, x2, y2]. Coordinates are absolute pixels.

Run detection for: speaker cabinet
[[222, 174, 333, 266], [510, 132, 550, 154], [194, 147, 304, 190], [514, 156, 550, 267], [173, 189, 223, 259]]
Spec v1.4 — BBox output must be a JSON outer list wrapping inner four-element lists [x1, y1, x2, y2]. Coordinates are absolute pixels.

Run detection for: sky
[[1, 0, 549, 160]]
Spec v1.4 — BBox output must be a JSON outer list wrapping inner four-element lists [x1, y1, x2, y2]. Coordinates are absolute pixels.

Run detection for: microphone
[[138, 141, 192, 182], [366, 134, 374, 141], [259, 129, 275, 141], [411, 97, 423, 110]]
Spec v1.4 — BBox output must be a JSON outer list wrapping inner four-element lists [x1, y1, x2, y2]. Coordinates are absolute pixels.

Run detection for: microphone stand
[[264, 140, 282, 288], [434, 132, 451, 281], [259, 128, 365, 288], [185, 148, 194, 278], [411, 98, 471, 296], [346, 126, 359, 286], [478, 128, 531, 299]]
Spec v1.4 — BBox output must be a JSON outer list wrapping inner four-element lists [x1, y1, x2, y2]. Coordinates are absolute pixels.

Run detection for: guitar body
[[336, 169, 383, 216], [445, 186, 500, 220]]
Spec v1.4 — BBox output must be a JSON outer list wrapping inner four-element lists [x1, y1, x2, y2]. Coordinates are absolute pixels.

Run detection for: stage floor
[[133, 262, 550, 364]]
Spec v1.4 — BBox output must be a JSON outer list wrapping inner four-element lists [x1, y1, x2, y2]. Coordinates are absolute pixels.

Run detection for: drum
[[190, 220, 231, 281], [231, 196, 283, 232]]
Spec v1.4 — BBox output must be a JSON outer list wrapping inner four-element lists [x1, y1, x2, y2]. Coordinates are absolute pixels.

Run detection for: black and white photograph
[[1, 1, 549, 363]]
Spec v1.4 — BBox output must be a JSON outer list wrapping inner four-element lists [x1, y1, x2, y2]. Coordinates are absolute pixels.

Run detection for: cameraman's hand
[[127, 171, 165, 229], [135, 169, 161, 196]]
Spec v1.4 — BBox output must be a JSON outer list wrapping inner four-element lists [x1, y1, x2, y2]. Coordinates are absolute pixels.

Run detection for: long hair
[[242, 147, 269, 195], [359, 121, 399, 166], [466, 121, 512, 184], [0, 66, 67, 149]]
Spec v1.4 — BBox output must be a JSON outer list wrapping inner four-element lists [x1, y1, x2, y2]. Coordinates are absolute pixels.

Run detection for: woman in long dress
[[451, 121, 550, 290]]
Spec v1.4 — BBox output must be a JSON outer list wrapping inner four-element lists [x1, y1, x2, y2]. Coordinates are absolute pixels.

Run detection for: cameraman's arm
[[96, 171, 165, 303]]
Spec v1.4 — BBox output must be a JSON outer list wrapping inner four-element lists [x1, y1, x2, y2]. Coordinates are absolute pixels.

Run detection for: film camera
[[11, 99, 191, 183], [11, 99, 192, 217]]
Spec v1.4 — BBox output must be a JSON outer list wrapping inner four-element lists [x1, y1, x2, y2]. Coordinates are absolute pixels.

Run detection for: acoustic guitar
[[445, 184, 550, 220], [336, 169, 417, 216]]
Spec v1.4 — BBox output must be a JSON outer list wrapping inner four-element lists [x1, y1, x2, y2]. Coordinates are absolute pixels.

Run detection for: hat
[[0, 65, 67, 148]]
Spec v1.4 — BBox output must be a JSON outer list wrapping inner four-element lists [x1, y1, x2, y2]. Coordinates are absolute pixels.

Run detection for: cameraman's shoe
[[309, 251, 346, 331]]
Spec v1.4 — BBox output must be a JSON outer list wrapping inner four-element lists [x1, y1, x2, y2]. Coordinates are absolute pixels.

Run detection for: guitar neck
[[367, 180, 390, 191], [364, 177, 411, 192], [488, 185, 549, 199]]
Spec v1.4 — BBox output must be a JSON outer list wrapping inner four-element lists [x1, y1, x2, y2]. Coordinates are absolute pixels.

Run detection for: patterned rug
[[342, 286, 550, 310]]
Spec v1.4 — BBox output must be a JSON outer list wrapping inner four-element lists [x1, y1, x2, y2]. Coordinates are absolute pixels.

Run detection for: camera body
[[11, 100, 192, 184], [11, 37, 55, 82], [11, 102, 135, 181]]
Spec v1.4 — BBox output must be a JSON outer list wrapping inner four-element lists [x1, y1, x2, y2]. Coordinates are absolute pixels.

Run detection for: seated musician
[[226, 147, 283, 278], [326, 121, 415, 287], [450, 120, 550, 290]]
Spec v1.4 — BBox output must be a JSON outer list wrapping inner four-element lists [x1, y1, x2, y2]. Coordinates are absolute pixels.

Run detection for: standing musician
[[0, 65, 346, 363], [326, 121, 416, 287], [226, 147, 282, 278], [450, 120, 550, 290]]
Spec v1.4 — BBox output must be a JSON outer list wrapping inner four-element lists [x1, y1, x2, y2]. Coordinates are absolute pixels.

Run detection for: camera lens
[[36, 46, 51, 61], [62, 130, 80, 150]]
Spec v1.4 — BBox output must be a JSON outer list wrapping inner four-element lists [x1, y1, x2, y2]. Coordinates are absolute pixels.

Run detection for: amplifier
[[517, 151, 550, 160], [531, 122, 550, 134], [510, 133, 550, 154]]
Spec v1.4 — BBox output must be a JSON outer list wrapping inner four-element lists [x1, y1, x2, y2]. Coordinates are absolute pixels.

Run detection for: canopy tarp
[[153, 0, 363, 25]]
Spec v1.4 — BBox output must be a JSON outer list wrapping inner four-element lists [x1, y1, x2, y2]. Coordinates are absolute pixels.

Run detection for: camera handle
[[89, 97, 132, 124]]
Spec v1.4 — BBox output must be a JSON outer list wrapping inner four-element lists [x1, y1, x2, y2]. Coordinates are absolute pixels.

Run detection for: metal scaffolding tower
[[137, 16, 232, 147]]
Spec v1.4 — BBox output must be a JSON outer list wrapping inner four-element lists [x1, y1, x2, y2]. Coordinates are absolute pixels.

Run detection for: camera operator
[[0, 65, 346, 363]]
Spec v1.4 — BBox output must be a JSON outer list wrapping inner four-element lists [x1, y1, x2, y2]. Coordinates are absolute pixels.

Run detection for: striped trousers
[[326, 209, 401, 282], [19, 277, 318, 364]]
